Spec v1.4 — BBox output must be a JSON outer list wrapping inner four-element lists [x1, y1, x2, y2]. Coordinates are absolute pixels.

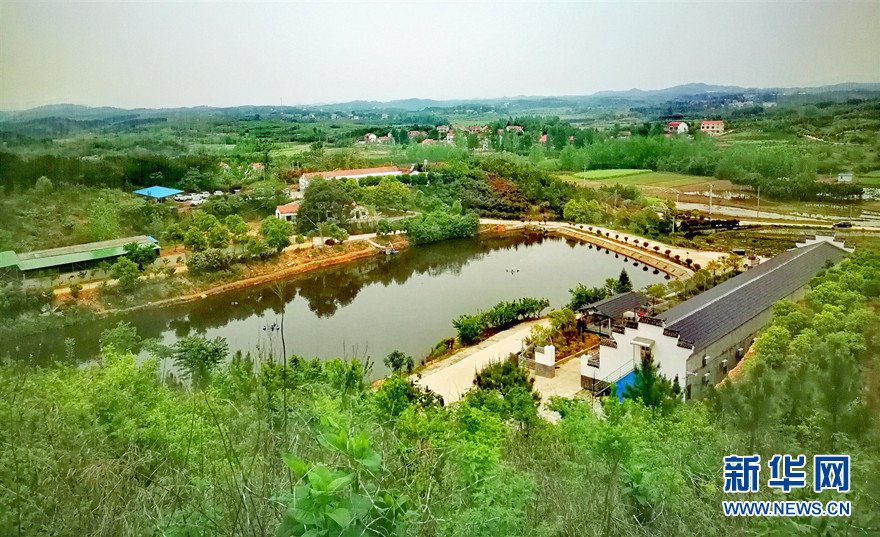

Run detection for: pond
[[13, 232, 666, 376]]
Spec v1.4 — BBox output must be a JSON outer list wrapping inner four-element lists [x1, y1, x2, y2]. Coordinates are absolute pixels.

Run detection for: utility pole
[[709, 183, 713, 220], [756, 185, 761, 218]]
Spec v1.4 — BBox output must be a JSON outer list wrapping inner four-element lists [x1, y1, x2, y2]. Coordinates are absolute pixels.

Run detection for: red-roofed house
[[506, 125, 523, 132], [421, 139, 437, 145], [364, 133, 378, 143], [665, 121, 689, 134], [538, 134, 548, 143], [275, 203, 300, 223], [299, 166, 410, 190], [700, 121, 725, 136]]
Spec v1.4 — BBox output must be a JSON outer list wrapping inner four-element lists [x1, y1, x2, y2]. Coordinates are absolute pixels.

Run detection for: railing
[[592, 361, 637, 396]]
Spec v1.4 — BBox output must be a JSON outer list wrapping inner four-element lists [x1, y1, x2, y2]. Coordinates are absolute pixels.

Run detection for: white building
[[581, 237, 850, 400], [299, 166, 410, 191], [275, 203, 300, 223], [837, 173, 854, 184], [700, 121, 724, 136], [666, 121, 689, 134]]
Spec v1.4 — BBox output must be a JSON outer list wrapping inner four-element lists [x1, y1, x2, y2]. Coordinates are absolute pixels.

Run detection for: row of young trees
[[453, 297, 550, 344]]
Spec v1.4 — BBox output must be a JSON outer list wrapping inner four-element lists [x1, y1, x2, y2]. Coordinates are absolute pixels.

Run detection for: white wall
[[581, 321, 691, 392]]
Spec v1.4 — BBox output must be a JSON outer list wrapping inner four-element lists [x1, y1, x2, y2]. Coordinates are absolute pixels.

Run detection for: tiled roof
[[579, 292, 650, 318], [302, 166, 402, 179], [276, 203, 300, 215], [701, 121, 724, 125], [658, 241, 846, 352]]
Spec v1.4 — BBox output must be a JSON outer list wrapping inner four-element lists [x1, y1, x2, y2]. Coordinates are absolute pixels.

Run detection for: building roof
[[538, 134, 548, 143], [701, 120, 724, 125], [0, 250, 19, 270], [276, 203, 301, 215], [133, 186, 184, 199], [302, 166, 403, 179], [579, 291, 650, 318], [2, 236, 158, 272], [658, 240, 846, 353], [668, 121, 682, 127]]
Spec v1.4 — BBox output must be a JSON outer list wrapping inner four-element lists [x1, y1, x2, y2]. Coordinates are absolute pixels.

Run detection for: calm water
[[14, 232, 664, 375]]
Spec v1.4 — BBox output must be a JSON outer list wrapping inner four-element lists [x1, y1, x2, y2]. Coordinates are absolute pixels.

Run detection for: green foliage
[[383, 350, 414, 374], [278, 425, 413, 537], [622, 352, 681, 414], [567, 282, 610, 310], [183, 226, 208, 252], [109, 256, 141, 291], [224, 214, 249, 239], [404, 210, 479, 245], [297, 178, 355, 233], [260, 216, 293, 251], [376, 219, 391, 237], [206, 224, 231, 248], [99, 321, 142, 354], [316, 221, 348, 242], [453, 297, 549, 345], [123, 242, 158, 267], [186, 248, 233, 275], [172, 335, 229, 388]]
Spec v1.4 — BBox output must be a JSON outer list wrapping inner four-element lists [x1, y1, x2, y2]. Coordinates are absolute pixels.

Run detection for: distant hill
[[3, 82, 879, 121]]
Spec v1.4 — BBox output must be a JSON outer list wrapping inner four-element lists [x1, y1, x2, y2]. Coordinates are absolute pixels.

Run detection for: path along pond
[[15, 232, 666, 377]]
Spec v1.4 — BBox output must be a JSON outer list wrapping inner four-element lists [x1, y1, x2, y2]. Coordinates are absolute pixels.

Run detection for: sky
[[1, 1, 879, 110]]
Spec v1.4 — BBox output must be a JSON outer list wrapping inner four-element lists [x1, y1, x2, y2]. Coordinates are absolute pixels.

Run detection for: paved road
[[416, 319, 549, 404]]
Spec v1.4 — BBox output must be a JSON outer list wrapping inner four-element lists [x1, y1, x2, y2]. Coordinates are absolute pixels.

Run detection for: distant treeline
[[558, 136, 865, 202], [0, 152, 216, 193]]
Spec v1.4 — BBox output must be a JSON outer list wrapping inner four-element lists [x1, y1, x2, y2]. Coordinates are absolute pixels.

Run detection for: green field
[[557, 170, 709, 188], [575, 168, 650, 180]]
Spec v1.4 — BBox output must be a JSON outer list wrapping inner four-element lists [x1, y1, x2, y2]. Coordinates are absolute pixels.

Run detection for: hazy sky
[[1, 1, 878, 110]]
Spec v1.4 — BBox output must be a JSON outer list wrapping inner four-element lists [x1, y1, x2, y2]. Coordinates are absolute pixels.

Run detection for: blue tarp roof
[[133, 186, 183, 199]]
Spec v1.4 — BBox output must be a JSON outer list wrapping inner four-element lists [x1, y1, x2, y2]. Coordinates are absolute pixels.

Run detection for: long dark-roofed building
[[0, 236, 158, 280], [580, 236, 850, 399]]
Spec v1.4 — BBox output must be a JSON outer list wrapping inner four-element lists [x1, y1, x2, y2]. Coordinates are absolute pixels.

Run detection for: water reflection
[[16, 232, 665, 370]]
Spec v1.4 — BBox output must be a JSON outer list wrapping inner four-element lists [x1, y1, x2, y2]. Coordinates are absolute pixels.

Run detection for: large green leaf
[[326, 507, 352, 528], [282, 453, 312, 477]]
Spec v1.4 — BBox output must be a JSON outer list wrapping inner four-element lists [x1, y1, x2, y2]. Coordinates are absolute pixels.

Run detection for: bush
[[187, 248, 233, 274]]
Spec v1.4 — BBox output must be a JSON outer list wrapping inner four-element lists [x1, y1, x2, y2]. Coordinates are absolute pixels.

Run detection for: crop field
[[557, 170, 711, 188], [575, 168, 650, 180]]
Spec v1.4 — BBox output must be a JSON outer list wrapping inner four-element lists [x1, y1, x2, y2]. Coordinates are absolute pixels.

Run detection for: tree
[[384, 350, 414, 375], [568, 283, 609, 310], [365, 179, 412, 211], [622, 351, 680, 413], [206, 224, 230, 249], [172, 335, 229, 388], [123, 242, 158, 268], [224, 214, 249, 240], [109, 256, 140, 292], [99, 321, 142, 354], [34, 176, 53, 194], [297, 178, 354, 233], [376, 219, 391, 237], [617, 269, 633, 292], [261, 216, 293, 251], [183, 227, 208, 252]]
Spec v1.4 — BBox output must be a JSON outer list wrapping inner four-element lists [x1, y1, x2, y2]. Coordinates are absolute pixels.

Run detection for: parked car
[[834, 221, 853, 228]]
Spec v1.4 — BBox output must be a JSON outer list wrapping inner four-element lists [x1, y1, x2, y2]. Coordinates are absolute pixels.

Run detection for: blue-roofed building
[[133, 186, 183, 200]]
